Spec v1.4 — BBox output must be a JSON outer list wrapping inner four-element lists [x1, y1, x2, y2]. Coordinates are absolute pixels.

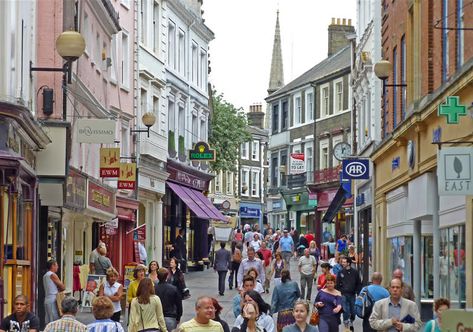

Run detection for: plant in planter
[[168, 130, 177, 158], [178, 135, 186, 161]]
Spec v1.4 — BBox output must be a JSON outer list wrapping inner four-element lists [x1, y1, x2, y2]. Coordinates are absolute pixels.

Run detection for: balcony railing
[[314, 166, 341, 184]]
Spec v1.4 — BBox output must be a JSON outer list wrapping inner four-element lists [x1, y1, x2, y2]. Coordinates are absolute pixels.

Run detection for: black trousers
[[218, 270, 227, 294]]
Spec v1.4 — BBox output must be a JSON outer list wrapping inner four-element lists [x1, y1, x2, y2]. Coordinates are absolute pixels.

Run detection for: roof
[[266, 45, 351, 101]]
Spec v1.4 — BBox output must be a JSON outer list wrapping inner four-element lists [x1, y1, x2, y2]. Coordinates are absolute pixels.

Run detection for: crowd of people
[[0, 224, 451, 331]]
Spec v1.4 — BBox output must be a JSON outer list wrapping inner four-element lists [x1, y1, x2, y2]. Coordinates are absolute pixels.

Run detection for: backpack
[[355, 286, 375, 319]]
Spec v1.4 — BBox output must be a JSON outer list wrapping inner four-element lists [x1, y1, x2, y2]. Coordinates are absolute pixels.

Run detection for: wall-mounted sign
[[407, 140, 415, 169], [432, 127, 442, 143], [356, 193, 365, 206], [437, 147, 473, 195], [65, 167, 87, 210], [438, 96, 467, 124], [240, 206, 261, 218], [392, 157, 400, 171], [76, 119, 116, 144], [100, 148, 120, 177], [167, 166, 207, 190], [289, 153, 305, 174], [342, 159, 370, 179], [308, 193, 318, 208], [272, 200, 282, 210], [189, 141, 216, 161], [118, 163, 136, 190], [87, 180, 116, 215]]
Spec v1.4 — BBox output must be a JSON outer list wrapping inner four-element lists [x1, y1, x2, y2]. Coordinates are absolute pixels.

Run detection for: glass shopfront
[[439, 225, 465, 308], [390, 236, 413, 286], [421, 236, 433, 299]]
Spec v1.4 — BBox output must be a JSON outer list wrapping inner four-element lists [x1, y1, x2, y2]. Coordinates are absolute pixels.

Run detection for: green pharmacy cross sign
[[189, 141, 216, 161], [438, 96, 467, 124]]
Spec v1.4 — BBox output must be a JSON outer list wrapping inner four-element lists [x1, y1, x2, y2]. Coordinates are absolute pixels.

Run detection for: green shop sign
[[189, 141, 216, 161], [438, 96, 467, 124]]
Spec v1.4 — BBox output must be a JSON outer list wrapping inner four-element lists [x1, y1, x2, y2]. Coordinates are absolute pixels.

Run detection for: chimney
[[247, 103, 265, 129], [327, 17, 355, 57]]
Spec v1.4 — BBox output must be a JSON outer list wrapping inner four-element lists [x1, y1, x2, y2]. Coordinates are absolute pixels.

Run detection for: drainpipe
[[187, 19, 196, 151]]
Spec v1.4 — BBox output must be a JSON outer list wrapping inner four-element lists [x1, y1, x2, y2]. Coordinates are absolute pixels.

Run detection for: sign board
[[100, 148, 120, 177], [438, 96, 467, 124], [437, 147, 473, 195], [87, 180, 116, 215], [342, 159, 370, 180], [82, 274, 106, 308], [289, 153, 305, 175], [189, 141, 216, 161], [442, 309, 473, 331], [308, 193, 318, 208], [77, 119, 116, 144], [123, 264, 137, 289], [118, 163, 136, 190]]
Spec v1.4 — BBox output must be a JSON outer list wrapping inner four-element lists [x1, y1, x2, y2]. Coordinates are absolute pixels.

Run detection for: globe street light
[[131, 112, 157, 137]]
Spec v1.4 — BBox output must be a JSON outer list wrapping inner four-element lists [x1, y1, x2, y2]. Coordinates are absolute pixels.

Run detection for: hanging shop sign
[[437, 147, 473, 195], [100, 148, 120, 177], [65, 167, 87, 210], [76, 119, 116, 144], [87, 180, 116, 215], [289, 153, 305, 175], [438, 96, 467, 124], [189, 141, 216, 161], [118, 163, 136, 190], [342, 158, 370, 180], [308, 193, 318, 208]]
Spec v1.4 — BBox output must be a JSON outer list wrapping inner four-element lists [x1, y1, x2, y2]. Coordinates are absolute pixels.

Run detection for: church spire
[[267, 9, 284, 95]]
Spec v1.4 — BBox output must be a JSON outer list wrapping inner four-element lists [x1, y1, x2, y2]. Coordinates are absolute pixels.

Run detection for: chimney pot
[[348, 18, 352, 26], [337, 18, 341, 25], [331, 17, 335, 24], [342, 18, 346, 25]]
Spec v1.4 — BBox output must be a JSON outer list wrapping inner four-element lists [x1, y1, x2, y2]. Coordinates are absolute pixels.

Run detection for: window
[[200, 49, 207, 89], [215, 171, 222, 193], [271, 154, 278, 187], [95, 32, 101, 64], [110, 35, 117, 81], [334, 80, 343, 113], [457, 0, 464, 68], [141, 89, 147, 115], [241, 142, 249, 159], [390, 237, 413, 292], [192, 42, 198, 84], [192, 114, 198, 145], [281, 101, 288, 130], [121, 0, 130, 7], [121, 124, 129, 157], [200, 119, 206, 141], [272, 103, 279, 133], [241, 168, 249, 196], [252, 141, 259, 161], [306, 92, 314, 121], [140, 0, 147, 44], [83, 13, 89, 53], [168, 21, 176, 68], [321, 85, 329, 117], [400, 36, 406, 120], [226, 172, 233, 194], [153, 96, 159, 132], [294, 95, 302, 125], [178, 30, 185, 75], [121, 32, 130, 87], [178, 107, 185, 137], [305, 145, 313, 182], [251, 170, 260, 197], [393, 46, 398, 128], [319, 139, 329, 169], [280, 152, 287, 186], [442, 0, 448, 82], [168, 100, 175, 131], [153, 1, 160, 53]]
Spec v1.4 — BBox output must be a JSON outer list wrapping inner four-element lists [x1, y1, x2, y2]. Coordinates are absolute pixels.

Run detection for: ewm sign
[[342, 159, 370, 180]]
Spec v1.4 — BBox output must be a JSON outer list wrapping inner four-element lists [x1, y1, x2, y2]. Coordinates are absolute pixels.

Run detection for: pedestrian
[[244, 227, 254, 249], [314, 274, 343, 332], [127, 264, 147, 319], [229, 242, 243, 290], [327, 237, 336, 259], [358, 272, 390, 332], [43, 259, 65, 324], [138, 241, 147, 265], [234, 228, 244, 244], [369, 278, 422, 331], [347, 245, 358, 268], [208, 225, 216, 255], [392, 268, 415, 301], [297, 235, 309, 251], [214, 241, 232, 296], [234, 290, 274, 332], [246, 267, 265, 294], [330, 256, 343, 276], [98, 267, 123, 322], [89, 242, 106, 274], [308, 241, 320, 271], [0, 295, 40, 332], [155, 268, 183, 331], [129, 278, 168, 332], [298, 248, 317, 301], [87, 296, 125, 331], [257, 241, 272, 293], [335, 235, 348, 255], [94, 245, 112, 276], [317, 262, 335, 290], [179, 297, 224, 332], [211, 297, 230, 332], [282, 300, 319, 332], [167, 257, 188, 297], [148, 260, 160, 283], [271, 269, 301, 332], [424, 298, 450, 331], [175, 228, 187, 273], [233, 275, 256, 318], [271, 251, 285, 287], [44, 296, 87, 332], [238, 302, 263, 332], [279, 229, 294, 269], [336, 256, 361, 331], [249, 234, 262, 252], [304, 232, 314, 246], [237, 247, 265, 288]]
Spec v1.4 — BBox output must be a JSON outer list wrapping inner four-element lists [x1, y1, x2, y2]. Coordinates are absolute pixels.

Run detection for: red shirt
[[305, 233, 314, 245], [317, 273, 336, 290], [257, 248, 272, 267]]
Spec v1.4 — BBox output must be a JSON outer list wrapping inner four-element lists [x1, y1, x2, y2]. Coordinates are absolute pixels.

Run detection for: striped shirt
[[43, 315, 87, 332], [87, 319, 124, 332]]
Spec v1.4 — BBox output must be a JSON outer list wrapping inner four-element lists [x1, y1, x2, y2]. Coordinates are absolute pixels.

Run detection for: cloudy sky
[[202, 0, 357, 111]]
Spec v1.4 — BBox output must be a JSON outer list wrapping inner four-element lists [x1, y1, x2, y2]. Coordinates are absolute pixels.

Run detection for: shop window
[[390, 236, 413, 287], [421, 236, 433, 299]]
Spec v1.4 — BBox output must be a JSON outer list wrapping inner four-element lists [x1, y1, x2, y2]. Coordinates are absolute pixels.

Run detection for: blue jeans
[[341, 294, 356, 324]]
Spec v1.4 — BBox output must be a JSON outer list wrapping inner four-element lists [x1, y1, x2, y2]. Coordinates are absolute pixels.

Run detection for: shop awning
[[321, 186, 349, 223], [167, 182, 226, 221]]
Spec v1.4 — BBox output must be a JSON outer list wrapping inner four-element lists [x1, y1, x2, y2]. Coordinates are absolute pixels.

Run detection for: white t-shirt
[[298, 255, 316, 275]]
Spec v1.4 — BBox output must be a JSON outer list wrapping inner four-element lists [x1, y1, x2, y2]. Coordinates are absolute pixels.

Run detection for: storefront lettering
[[92, 190, 111, 207], [87, 181, 115, 214], [445, 180, 470, 192], [65, 168, 87, 210], [175, 171, 205, 190]]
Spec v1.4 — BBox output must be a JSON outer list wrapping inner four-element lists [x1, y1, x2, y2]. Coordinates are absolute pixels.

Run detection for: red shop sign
[[87, 180, 116, 215]]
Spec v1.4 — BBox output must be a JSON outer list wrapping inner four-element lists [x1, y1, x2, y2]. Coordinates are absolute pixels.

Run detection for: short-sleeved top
[[298, 255, 316, 275], [179, 318, 224, 332], [279, 236, 294, 252], [94, 255, 112, 275], [336, 239, 347, 252], [424, 319, 441, 332], [0, 312, 40, 332], [89, 249, 99, 265]]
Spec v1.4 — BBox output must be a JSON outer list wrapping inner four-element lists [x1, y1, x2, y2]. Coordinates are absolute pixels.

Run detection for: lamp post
[[130, 112, 156, 138], [373, 59, 407, 87], [30, 30, 85, 120]]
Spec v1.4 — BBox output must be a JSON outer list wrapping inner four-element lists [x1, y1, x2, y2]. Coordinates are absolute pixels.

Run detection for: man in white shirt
[[298, 248, 317, 301]]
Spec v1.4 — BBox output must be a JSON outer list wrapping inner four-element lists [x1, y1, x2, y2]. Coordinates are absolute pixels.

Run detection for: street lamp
[[373, 59, 407, 87], [30, 30, 86, 120], [131, 112, 156, 138]]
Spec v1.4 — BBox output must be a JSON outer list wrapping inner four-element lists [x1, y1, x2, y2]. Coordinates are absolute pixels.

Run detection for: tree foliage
[[209, 91, 252, 172]]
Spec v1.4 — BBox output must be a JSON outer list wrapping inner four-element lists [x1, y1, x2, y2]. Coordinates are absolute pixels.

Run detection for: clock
[[333, 142, 351, 161]]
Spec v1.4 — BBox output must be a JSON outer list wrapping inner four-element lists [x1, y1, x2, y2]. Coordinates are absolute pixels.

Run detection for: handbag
[[56, 291, 66, 316], [138, 304, 160, 332], [310, 307, 319, 325]]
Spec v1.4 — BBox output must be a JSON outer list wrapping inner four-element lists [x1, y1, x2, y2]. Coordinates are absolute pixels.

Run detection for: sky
[[202, 0, 358, 111]]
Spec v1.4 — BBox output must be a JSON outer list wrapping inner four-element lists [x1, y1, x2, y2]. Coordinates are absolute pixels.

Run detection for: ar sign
[[342, 159, 370, 180]]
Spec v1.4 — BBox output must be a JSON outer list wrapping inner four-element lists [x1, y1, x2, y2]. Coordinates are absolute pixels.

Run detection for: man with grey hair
[[179, 296, 223, 332], [43, 296, 87, 331]]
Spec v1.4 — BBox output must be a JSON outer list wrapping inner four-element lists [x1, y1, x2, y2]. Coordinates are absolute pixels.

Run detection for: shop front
[[239, 202, 263, 230], [316, 188, 353, 242], [282, 191, 315, 234], [266, 197, 287, 230]]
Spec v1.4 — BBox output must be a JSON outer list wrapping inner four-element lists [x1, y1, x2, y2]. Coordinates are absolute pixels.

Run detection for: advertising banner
[[118, 163, 137, 190], [289, 153, 305, 174], [100, 148, 120, 177]]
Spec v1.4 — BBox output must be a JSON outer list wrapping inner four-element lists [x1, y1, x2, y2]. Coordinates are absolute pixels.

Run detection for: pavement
[[76, 254, 363, 331]]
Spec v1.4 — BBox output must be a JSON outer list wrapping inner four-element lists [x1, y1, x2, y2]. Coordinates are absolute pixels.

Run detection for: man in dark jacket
[[175, 228, 187, 272], [214, 242, 231, 296], [155, 268, 183, 331], [336, 256, 361, 331]]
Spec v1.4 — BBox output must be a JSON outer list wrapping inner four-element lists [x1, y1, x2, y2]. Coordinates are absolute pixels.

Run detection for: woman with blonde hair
[[129, 278, 168, 332], [98, 267, 123, 322]]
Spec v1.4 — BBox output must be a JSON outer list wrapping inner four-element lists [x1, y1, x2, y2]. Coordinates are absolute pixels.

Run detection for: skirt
[[277, 308, 295, 332]]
